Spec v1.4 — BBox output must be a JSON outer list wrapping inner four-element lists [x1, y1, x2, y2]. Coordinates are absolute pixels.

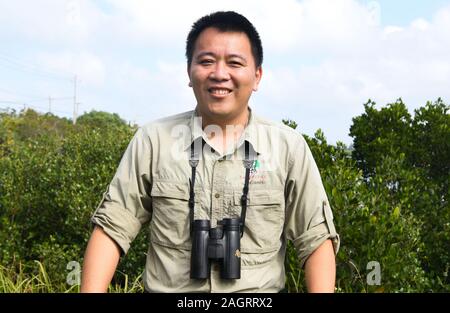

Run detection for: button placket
[[211, 160, 225, 228]]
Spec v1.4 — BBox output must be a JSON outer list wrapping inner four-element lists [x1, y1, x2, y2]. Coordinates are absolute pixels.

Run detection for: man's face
[[188, 27, 262, 122]]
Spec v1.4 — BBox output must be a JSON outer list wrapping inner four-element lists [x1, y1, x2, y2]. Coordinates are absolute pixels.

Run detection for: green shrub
[[1, 105, 448, 292]]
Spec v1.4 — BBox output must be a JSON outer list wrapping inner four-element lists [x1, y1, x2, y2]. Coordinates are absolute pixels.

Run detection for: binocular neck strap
[[241, 141, 251, 237], [188, 140, 252, 237], [188, 141, 201, 235]]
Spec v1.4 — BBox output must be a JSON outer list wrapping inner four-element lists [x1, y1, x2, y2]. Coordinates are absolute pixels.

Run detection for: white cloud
[[0, 0, 108, 45], [251, 2, 450, 143], [1, 0, 449, 144], [383, 26, 403, 36], [411, 18, 430, 31], [100, 0, 380, 54], [83, 59, 195, 124]]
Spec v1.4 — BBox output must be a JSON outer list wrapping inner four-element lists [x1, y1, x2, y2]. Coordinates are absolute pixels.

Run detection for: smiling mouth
[[208, 87, 232, 96]]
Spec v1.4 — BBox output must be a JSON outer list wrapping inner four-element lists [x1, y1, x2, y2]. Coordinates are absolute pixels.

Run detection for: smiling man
[[81, 11, 340, 293], [186, 18, 263, 154], [188, 26, 261, 151]]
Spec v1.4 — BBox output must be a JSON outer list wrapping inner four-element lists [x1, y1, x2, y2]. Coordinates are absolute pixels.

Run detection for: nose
[[209, 61, 230, 81]]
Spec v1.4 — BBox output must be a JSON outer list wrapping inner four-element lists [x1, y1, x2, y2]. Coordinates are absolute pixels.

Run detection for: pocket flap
[[150, 180, 190, 200], [234, 189, 284, 206]]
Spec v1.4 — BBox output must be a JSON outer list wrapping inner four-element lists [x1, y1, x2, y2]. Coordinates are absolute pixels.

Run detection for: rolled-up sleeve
[[91, 127, 152, 255], [284, 135, 340, 268]]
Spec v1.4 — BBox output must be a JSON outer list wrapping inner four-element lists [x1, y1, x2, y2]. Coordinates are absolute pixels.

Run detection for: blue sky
[[1, 0, 449, 145], [365, 0, 450, 25]]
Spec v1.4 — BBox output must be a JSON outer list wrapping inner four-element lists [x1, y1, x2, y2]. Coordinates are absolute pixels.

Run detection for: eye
[[199, 59, 214, 65], [229, 61, 243, 67]]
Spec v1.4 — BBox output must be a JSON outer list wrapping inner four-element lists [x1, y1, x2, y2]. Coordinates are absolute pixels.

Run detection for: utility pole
[[73, 75, 77, 125], [48, 96, 52, 113]]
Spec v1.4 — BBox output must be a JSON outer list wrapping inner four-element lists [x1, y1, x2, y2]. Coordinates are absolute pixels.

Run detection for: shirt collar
[[184, 107, 260, 156]]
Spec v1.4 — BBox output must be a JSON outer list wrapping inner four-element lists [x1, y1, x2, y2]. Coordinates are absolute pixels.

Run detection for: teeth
[[209, 88, 230, 95]]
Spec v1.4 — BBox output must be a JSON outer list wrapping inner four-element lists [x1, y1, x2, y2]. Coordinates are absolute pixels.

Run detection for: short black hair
[[186, 11, 263, 68]]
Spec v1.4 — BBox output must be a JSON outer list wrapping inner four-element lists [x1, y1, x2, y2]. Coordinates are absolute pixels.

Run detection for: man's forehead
[[193, 29, 252, 55], [195, 28, 250, 46]]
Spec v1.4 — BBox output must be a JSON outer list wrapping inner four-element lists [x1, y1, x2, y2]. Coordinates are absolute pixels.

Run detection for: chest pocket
[[150, 180, 193, 250], [232, 189, 285, 253]]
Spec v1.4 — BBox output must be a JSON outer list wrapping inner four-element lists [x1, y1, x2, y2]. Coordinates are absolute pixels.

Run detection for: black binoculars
[[190, 218, 241, 279]]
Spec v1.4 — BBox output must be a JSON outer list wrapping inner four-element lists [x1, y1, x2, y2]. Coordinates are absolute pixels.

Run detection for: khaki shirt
[[91, 109, 340, 293]]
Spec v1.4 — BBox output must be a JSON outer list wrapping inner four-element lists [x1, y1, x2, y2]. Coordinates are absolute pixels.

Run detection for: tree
[[76, 110, 128, 130], [282, 121, 431, 292], [349, 98, 412, 178], [349, 98, 450, 289], [409, 98, 450, 194]]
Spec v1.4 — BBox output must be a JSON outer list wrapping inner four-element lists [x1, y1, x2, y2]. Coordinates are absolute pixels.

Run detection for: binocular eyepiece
[[190, 218, 241, 279]]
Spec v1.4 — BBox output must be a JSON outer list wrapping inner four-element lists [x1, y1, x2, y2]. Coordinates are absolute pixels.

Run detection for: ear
[[253, 66, 263, 91], [187, 64, 192, 87]]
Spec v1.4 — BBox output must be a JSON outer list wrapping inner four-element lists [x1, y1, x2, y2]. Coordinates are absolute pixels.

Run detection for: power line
[[0, 54, 82, 122], [0, 86, 46, 100], [1, 81, 77, 116], [0, 52, 61, 75], [0, 52, 72, 82], [0, 97, 75, 106], [0, 61, 71, 83]]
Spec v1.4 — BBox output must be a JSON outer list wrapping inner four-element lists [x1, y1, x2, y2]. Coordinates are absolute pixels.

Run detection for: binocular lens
[[190, 218, 241, 279]]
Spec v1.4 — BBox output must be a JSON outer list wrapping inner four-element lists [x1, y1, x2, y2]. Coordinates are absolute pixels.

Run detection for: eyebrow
[[195, 52, 248, 63]]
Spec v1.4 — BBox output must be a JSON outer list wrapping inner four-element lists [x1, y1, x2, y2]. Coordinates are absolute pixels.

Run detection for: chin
[[205, 102, 234, 117]]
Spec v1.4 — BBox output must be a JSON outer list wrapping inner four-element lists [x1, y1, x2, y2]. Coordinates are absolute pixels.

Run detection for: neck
[[196, 107, 250, 154], [198, 107, 249, 131]]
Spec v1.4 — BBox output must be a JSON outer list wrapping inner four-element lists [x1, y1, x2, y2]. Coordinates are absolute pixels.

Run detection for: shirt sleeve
[[91, 127, 152, 255], [284, 134, 340, 268]]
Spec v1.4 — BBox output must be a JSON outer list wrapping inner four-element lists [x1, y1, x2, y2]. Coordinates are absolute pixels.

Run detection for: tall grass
[[0, 261, 144, 293]]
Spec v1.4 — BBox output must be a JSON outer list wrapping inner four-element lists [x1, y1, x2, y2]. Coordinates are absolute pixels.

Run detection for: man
[[81, 11, 339, 293]]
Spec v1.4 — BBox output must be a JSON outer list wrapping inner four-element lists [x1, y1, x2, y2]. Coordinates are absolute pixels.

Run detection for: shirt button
[[215, 193, 220, 198]]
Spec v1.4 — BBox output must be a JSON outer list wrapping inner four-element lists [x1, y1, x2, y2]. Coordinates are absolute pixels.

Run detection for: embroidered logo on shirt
[[250, 160, 260, 175], [241, 159, 267, 184]]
